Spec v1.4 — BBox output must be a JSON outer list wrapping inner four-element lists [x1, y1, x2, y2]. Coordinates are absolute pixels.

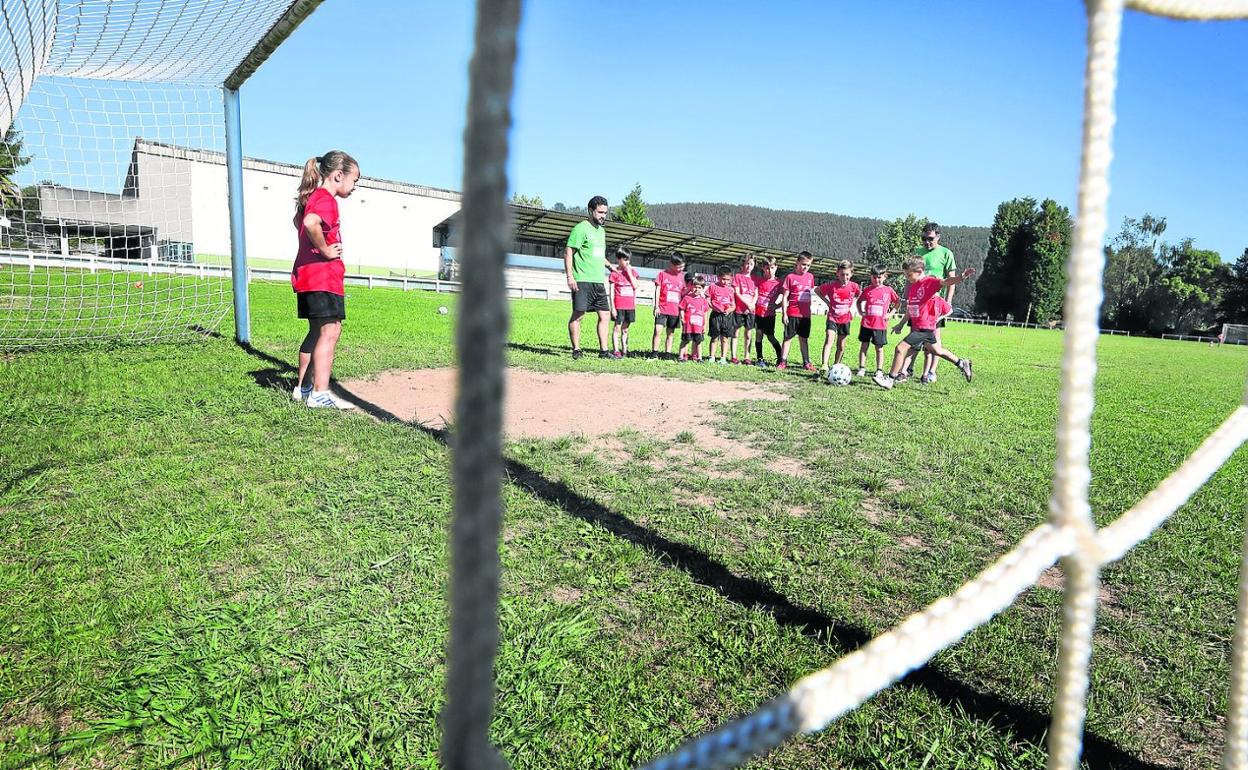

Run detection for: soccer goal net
[[1224, 324, 1248, 346], [0, 0, 303, 350]]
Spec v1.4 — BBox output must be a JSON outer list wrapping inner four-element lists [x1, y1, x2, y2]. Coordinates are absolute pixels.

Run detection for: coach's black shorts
[[858, 327, 887, 347], [827, 320, 851, 337], [903, 329, 938, 348], [783, 317, 811, 340], [654, 312, 680, 330], [936, 318, 947, 329], [613, 309, 636, 324], [681, 332, 704, 345], [733, 312, 755, 331], [296, 291, 346, 321], [756, 315, 776, 337], [572, 282, 609, 313], [709, 311, 736, 339]]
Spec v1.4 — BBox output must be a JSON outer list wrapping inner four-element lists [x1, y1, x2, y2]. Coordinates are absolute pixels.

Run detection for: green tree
[[614, 183, 653, 227], [0, 129, 32, 209], [1218, 248, 1248, 324], [1101, 215, 1165, 331], [1023, 199, 1073, 324], [1146, 239, 1224, 333], [509, 192, 544, 208], [869, 213, 926, 265], [976, 197, 1036, 318]]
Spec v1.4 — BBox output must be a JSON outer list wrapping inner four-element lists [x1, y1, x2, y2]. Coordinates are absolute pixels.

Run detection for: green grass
[[2, 279, 1246, 769]]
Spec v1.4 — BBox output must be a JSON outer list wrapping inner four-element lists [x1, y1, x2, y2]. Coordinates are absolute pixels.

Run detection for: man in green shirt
[[564, 195, 611, 359], [908, 222, 959, 380]]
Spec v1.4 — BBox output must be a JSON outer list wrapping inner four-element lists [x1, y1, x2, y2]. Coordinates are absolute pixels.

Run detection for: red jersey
[[783, 272, 816, 318], [680, 294, 709, 334], [609, 267, 639, 310], [291, 187, 344, 295], [907, 275, 945, 331], [755, 277, 782, 317], [707, 282, 736, 314], [732, 271, 757, 313], [655, 270, 686, 316], [818, 280, 861, 324], [859, 285, 899, 330]]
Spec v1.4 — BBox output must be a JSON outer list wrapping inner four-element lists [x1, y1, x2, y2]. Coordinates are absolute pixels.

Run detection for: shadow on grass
[[150, 339, 1164, 770], [505, 341, 567, 357]]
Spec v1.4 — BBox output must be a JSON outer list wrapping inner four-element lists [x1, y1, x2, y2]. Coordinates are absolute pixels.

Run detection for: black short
[[858, 327, 887, 347], [296, 291, 345, 320], [903, 329, 938, 348], [613, 309, 636, 324], [783, 317, 811, 340], [681, 332, 704, 345], [827, 320, 851, 337], [733, 312, 755, 331], [937, 318, 947, 329], [654, 313, 680, 330], [709, 311, 736, 339], [572, 283, 609, 313], [756, 316, 776, 337]]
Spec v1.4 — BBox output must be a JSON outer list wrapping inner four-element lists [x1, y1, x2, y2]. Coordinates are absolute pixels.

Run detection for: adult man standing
[[908, 222, 958, 380], [564, 195, 611, 359]]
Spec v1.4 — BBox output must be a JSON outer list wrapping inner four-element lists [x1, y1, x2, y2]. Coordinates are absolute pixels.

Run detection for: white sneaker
[[927, 373, 937, 384], [306, 390, 356, 410], [292, 384, 313, 402], [856, 368, 866, 377], [872, 372, 895, 390]]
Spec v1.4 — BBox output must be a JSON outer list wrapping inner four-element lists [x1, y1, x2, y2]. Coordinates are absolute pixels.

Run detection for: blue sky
[[241, 1, 1248, 262]]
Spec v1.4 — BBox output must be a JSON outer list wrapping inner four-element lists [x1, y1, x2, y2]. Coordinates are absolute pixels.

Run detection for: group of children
[[602, 250, 976, 388]]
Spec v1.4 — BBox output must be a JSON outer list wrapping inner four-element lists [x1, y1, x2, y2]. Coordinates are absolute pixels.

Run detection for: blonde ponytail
[[294, 150, 358, 213]]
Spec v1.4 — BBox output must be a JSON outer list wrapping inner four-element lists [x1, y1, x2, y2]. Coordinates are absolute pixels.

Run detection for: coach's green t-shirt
[[917, 245, 957, 279], [567, 220, 607, 284]]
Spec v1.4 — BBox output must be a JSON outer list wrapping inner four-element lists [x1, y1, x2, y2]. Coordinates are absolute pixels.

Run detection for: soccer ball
[[827, 363, 852, 386], [437, 306, 449, 315]]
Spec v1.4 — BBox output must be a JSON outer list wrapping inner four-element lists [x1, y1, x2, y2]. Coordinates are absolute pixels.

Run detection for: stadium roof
[[435, 205, 851, 274]]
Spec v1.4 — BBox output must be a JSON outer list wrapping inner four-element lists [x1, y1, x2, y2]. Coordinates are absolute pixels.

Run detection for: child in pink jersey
[[874, 257, 976, 390], [730, 253, 758, 364], [816, 259, 861, 371], [678, 275, 710, 362], [650, 254, 686, 360], [291, 150, 360, 410], [855, 265, 900, 377], [752, 256, 783, 368], [607, 247, 639, 358], [706, 265, 738, 364], [778, 251, 816, 371]]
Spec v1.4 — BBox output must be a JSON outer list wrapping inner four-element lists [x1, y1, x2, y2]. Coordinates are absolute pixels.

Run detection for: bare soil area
[[341, 368, 790, 459]]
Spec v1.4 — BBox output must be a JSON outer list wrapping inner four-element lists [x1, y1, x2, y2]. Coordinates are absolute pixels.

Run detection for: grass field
[[2, 280, 1246, 770]]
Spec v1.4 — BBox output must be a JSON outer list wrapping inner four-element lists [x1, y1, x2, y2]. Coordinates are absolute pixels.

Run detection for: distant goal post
[[1223, 323, 1248, 345]]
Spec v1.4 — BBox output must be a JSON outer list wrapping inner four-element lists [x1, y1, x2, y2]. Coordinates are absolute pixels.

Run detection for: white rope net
[[628, 1, 1248, 768], [0, 0, 298, 350]]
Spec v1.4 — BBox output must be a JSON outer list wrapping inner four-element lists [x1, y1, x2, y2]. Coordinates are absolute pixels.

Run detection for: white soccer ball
[[438, 306, 449, 315], [827, 363, 852, 386]]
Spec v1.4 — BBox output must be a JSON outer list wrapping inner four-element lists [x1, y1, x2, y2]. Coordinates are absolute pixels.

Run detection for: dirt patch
[[898, 535, 926, 550], [1035, 566, 1119, 606], [787, 505, 810, 518], [342, 368, 790, 461], [861, 496, 889, 524], [551, 586, 583, 605]]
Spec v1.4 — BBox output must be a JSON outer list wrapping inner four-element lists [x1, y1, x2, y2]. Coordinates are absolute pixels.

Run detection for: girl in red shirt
[[291, 150, 359, 409]]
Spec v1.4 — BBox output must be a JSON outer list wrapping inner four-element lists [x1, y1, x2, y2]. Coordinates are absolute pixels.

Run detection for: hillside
[[648, 202, 989, 307]]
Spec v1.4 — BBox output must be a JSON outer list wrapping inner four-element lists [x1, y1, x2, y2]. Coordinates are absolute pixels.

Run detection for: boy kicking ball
[[874, 258, 976, 390]]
